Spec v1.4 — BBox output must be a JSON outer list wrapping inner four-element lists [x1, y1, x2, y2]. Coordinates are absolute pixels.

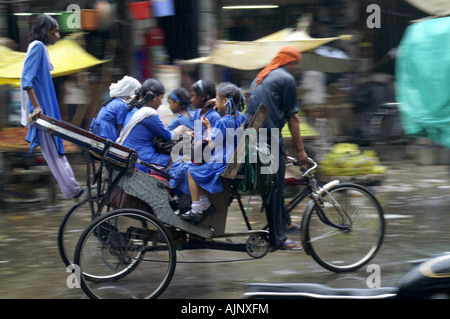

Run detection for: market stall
[[0, 126, 79, 210]]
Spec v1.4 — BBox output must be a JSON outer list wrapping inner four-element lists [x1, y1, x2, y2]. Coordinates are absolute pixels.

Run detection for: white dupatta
[[115, 107, 158, 144]]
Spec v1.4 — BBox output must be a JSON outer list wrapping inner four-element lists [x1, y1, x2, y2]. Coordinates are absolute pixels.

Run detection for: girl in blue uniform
[[167, 81, 219, 197], [180, 84, 246, 224], [167, 87, 194, 131], [190, 79, 220, 131], [116, 79, 191, 173], [89, 76, 141, 141], [21, 14, 83, 200]]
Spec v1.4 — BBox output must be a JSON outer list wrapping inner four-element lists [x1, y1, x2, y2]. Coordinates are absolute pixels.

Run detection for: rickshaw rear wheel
[[74, 208, 177, 299]]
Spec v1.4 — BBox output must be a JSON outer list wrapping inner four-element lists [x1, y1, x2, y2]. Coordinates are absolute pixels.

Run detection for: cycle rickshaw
[[33, 105, 385, 299]]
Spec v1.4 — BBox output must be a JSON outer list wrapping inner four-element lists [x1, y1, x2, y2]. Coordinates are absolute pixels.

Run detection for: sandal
[[279, 239, 301, 251], [286, 223, 301, 234]]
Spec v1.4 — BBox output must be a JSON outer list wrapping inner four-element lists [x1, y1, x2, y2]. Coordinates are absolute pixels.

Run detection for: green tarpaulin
[[396, 16, 450, 147]]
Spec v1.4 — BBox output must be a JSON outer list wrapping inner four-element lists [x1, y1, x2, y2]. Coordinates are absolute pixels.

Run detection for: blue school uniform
[[167, 112, 194, 131], [21, 41, 64, 154], [89, 98, 128, 141], [169, 112, 245, 195], [191, 108, 221, 133], [190, 112, 246, 193], [123, 107, 137, 128], [122, 114, 173, 172]]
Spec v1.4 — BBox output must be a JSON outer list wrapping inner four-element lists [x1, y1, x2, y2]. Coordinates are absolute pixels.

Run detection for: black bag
[[153, 136, 176, 154], [190, 140, 211, 165]]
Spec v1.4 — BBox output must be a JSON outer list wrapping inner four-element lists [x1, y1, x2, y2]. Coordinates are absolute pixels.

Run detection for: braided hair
[[127, 78, 165, 111], [218, 84, 245, 114]]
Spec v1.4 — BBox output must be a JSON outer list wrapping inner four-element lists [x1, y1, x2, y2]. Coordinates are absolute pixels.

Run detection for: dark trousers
[[264, 144, 290, 247]]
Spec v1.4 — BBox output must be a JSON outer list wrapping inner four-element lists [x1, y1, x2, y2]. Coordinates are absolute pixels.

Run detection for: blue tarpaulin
[[152, 0, 175, 17]]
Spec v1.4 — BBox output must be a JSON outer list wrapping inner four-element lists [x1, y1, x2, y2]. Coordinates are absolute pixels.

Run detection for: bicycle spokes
[[303, 183, 385, 272], [315, 191, 352, 232]]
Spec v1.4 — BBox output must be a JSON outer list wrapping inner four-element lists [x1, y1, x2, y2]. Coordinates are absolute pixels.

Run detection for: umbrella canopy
[[184, 27, 352, 72], [0, 38, 108, 86], [404, 0, 450, 16]]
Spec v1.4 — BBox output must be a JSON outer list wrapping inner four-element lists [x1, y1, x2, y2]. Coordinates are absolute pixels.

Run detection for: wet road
[[1, 160, 450, 299]]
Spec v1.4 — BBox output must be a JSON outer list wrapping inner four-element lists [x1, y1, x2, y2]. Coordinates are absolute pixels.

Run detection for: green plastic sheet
[[396, 17, 450, 147]]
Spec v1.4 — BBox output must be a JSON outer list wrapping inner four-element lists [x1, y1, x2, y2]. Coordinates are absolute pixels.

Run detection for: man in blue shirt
[[245, 46, 309, 251]]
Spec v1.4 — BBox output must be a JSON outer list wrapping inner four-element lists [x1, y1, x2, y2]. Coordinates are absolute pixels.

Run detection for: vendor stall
[[0, 126, 79, 211]]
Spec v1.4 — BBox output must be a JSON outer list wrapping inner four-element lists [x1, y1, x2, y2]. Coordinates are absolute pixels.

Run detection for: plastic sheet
[[396, 17, 450, 147]]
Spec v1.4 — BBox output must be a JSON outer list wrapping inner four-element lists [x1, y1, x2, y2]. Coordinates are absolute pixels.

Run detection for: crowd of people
[[21, 14, 309, 251]]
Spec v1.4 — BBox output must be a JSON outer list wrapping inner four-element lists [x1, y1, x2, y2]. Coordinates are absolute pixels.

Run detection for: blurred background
[[0, 0, 427, 128]]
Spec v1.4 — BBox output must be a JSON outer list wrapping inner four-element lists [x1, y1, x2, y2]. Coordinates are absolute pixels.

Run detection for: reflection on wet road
[[1, 162, 450, 298]]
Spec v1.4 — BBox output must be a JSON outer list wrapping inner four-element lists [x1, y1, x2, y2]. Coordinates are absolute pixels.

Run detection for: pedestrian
[[89, 75, 141, 141], [245, 46, 309, 250], [21, 14, 84, 201]]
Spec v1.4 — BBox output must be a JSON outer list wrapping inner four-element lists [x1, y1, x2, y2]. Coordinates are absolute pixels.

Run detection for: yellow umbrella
[[0, 38, 108, 86]]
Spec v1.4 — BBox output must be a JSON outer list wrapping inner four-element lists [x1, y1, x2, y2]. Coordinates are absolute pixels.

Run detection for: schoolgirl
[[167, 87, 194, 131], [180, 84, 246, 224], [21, 14, 84, 200], [89, 76, 141, 141], [190, 79, 221, 130], [116, 79, 191, 172], [166, 81, 220, 198]]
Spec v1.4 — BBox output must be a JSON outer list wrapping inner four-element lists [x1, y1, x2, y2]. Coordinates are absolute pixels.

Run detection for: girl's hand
[[205, 98, 216, 109], [173, 125, 192, 137], [31, 106, 43, 121], [201, 116, 211, 128]]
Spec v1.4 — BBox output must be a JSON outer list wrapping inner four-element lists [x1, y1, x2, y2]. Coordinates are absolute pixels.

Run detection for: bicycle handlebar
[[286, 156, 317, 177]]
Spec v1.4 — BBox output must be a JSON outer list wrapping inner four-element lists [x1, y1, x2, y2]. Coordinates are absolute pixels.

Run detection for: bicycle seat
[[243, 283, 399, 299]]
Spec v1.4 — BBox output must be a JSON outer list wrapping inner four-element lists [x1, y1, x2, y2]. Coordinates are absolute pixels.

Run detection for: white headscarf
[[109, 76, 141, 103]]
